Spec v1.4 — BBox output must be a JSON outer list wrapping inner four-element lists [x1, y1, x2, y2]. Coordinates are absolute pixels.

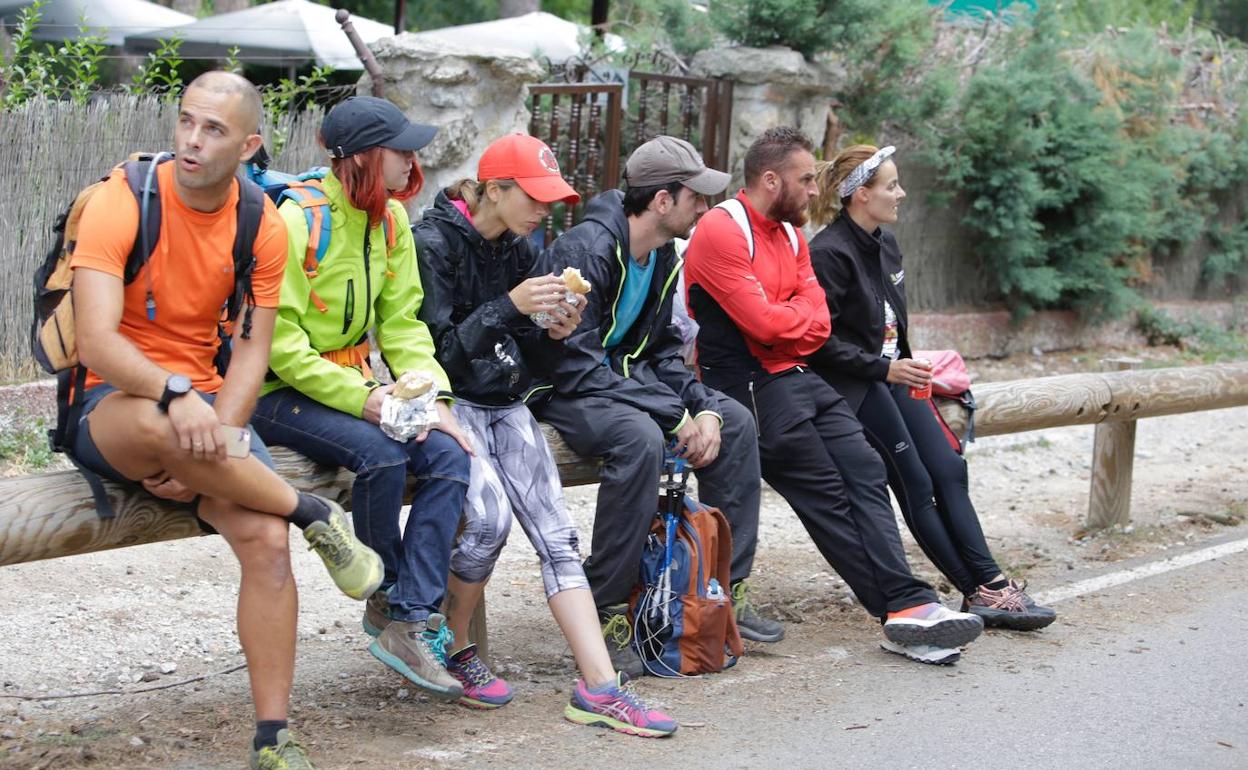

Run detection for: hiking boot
[[564, 673, 677, 738], [362, 588, 392, 638], [879, 640, 961, 666], [600, 605, 646, 679], [962, 580, 1057, 631], [446, 644, 514, 709], [883, 603, 983, 648], [249, 728, 315, 770], [302, 498, 383, 601], [368, 613, 463, 701], [731, 579, 786, 643]]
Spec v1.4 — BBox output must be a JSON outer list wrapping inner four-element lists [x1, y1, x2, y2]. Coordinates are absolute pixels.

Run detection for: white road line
[[1032, 536, 1248, 605]]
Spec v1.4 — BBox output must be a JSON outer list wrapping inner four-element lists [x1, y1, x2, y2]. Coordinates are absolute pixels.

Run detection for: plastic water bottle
[[707, 577, 724, 601]]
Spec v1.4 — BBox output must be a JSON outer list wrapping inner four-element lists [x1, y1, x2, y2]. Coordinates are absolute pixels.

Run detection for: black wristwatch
[[157, 374, 193, 413]]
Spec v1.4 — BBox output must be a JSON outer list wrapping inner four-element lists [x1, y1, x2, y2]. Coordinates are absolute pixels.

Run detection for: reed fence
[[0, 95, 326, 382]]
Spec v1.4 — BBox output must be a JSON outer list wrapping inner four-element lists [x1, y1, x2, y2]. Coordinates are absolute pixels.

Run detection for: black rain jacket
[[533, 190, 719, 432], [413, 189, 562, 406], [807, 213, 912, 411]]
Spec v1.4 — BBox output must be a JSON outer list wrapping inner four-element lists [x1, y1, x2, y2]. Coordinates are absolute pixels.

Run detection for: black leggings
[[857, 381, 1002, 595]]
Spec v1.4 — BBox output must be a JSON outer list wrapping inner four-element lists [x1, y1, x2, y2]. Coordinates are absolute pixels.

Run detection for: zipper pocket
[[747, 380, 761, 437], [342, 278, 355, 334]]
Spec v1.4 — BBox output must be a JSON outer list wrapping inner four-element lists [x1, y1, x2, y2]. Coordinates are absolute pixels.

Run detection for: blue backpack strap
[[277, 182, 333, 270]]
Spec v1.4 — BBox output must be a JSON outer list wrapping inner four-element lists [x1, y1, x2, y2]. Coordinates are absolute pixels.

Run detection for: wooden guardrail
[[936, 360, 1248, 528], [3, 360, 1245, 564]]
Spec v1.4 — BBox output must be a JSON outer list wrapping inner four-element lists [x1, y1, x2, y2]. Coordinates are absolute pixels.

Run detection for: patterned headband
[[837, 145, 897, 199]]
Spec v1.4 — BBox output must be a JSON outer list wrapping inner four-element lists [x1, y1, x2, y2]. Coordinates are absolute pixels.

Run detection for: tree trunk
[[214, 0, 251, 13], [499, 0, 540, 18], [169, 0, 201, 14]]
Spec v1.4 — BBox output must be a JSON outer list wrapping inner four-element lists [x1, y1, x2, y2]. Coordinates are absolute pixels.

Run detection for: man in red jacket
[[683, 127, 984, 664]]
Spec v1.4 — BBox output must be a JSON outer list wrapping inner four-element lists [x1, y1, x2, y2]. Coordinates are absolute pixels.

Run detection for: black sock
[[287, 493, 331, 530], [254, 720, 288, 750], [985, 578, 1011, 590]]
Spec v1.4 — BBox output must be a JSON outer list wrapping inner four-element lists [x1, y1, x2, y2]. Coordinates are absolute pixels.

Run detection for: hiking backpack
[[245, 156, 399, 314], [629, 455, 745, 677], [30, 152, 265, 516]]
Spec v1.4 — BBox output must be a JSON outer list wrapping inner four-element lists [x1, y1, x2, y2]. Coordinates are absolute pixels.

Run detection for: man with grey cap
[[530, 136, 781, 677]]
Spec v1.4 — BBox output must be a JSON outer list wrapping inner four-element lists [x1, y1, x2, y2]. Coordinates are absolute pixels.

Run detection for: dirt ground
[[0, 348, 1245, 769]]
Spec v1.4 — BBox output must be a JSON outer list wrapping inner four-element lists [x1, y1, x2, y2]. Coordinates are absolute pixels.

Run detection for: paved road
[[436, 536, 1248, 770]]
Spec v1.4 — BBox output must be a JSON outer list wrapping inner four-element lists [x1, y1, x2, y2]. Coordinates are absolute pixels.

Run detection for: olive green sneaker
[[302, 498, 383, 601], [249, 728, 315, 769]]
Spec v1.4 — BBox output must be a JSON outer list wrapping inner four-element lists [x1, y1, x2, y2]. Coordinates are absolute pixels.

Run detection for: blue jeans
[[252, 388, 470, 622]]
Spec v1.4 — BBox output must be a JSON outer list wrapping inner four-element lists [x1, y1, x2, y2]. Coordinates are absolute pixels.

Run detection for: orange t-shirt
[[70, 162, 287, 393]]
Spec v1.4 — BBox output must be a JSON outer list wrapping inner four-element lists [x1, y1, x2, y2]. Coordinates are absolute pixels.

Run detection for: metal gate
[[527, 69, 733, 242]]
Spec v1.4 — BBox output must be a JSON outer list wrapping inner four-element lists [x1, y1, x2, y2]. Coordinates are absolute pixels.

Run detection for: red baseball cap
[[477, 134, 580, 205]]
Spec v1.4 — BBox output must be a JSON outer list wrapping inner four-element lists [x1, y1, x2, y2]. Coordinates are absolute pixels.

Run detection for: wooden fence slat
[[0, 425, 600, 568], [936, 362, 1248, 437], [0, 95, 328, 382], [1087, 358, 1141, 529]]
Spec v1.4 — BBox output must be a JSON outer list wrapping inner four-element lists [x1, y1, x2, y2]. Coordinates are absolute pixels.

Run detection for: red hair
[[330, 146, 424, 227]]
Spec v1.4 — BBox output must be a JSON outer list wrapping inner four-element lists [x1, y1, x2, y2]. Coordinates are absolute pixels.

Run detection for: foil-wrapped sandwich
[[380, 370, 440, 442], [531, 266, 592, 329]]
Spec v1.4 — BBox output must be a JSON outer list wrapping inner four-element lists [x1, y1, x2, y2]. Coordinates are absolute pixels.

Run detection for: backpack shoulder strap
[[227, 176, 265, 339], [277, 180, 332, 314], [781, 222, 799, 255], [120, 152, 174, 285], [277, 180, 332, 276], [714, 198, 753, 260]]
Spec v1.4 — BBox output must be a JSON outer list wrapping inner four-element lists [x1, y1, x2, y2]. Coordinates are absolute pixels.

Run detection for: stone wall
[[690, 46, 837, 185], [366, 36, 546, 212]]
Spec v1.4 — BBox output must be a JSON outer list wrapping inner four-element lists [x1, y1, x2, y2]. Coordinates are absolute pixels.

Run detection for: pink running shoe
[[564, 673, 677, 738], [445, 644, 514, 709]]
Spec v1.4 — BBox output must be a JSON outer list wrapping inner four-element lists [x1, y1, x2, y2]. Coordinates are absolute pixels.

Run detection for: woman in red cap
[[413, 133, 678, 738]]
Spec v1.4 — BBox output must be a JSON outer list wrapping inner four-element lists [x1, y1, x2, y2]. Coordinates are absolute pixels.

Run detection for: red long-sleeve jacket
[[684, 193, 831, 386]]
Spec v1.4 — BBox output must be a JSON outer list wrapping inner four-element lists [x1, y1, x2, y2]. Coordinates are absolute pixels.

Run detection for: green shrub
[[709, 0, 833, 58]]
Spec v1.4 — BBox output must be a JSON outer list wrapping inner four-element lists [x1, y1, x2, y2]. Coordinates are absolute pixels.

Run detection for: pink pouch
[[912, 349, 971, 397]]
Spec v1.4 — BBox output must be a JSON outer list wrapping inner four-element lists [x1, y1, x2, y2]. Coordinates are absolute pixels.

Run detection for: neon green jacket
[[262, 171, 450, 417]]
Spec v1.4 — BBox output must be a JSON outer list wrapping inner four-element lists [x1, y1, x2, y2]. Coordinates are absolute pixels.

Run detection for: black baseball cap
[[320, 96, 437, 159]]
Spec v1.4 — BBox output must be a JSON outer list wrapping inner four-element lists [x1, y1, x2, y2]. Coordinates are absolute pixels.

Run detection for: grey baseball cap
[[624, 135, 730, 195]]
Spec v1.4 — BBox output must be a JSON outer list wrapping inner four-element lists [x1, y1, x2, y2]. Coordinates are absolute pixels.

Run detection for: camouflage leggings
[[450, 403, 588, 598]]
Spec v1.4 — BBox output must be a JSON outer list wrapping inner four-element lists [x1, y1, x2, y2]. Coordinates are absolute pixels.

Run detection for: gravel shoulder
[[0, 349, 1245, 768]]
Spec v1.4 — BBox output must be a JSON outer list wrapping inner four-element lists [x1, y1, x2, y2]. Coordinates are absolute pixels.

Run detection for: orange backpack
[[629, 459, 745, 676]]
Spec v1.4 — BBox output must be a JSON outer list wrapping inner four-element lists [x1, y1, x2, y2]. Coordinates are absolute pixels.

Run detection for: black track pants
[[534, 392, 762, 609], [723, 370, 935, 618], [857, 381, 1002, 595]]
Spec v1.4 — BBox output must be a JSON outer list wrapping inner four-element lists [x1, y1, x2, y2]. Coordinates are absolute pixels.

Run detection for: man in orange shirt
[[69, 71, 380, 769]]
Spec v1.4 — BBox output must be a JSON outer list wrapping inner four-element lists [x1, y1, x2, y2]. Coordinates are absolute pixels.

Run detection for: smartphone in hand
[[221, 425, 252, 459]]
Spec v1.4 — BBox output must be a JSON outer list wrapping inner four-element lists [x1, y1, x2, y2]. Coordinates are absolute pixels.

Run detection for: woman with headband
[[412, 133, 678, 737], [807, 145, 1056, 631]]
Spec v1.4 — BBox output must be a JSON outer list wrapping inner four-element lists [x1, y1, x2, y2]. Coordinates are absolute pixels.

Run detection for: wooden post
[[1086, 358, 1142, 530]]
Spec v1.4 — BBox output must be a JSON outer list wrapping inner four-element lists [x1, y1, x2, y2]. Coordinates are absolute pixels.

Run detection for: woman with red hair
[[252, 97, 474, 703]]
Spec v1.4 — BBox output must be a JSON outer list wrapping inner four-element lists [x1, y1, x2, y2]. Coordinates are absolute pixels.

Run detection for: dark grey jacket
[[533, 190, 719, 432]]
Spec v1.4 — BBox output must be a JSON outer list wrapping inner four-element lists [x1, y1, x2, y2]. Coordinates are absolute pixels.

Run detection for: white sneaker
[[883, 603, 983, 648], [879, 640, 961, 665]]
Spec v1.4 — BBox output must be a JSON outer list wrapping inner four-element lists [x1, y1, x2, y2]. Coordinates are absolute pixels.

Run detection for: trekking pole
[[336, 9, 386, 97], [655, 446, 688, 626]]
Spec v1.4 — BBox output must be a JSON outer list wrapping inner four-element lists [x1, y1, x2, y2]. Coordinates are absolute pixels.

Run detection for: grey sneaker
[[731, 579, 786, 643], [362, 588, 392, 638], [961, 580, 1057, 631], [368, 613, 463, 700], [249, 728, 315, 769], [600, 605, 646, 679], [302, 498, 383, 601], [879, 640, 961, 665], [883, 603, 984, 648]]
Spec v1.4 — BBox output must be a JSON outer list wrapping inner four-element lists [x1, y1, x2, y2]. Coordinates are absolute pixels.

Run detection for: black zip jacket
[[807, 214, 912, 411], [533, 190, 719, 432], [413, 189, 563, 406]]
